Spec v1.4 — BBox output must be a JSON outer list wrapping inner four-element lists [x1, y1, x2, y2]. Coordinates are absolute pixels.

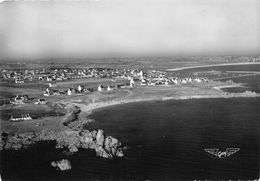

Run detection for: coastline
[[1, 82, 260, 158], [67, 88, 260, 129]]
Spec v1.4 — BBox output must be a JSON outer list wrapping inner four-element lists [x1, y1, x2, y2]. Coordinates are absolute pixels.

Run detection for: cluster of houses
[[43, 85, 90, 97], [43, 79, 135, 97], [0, 67, 145, 84], [1, 66, 209, 88], [10, 114, 32, 122], [1, 69, 34, 83], [10, 95, 29, 104], [139, 72, 209, 86], [34, 98, 47, 104], [42, 71, 210, 97], [9, 95, 47, 105]]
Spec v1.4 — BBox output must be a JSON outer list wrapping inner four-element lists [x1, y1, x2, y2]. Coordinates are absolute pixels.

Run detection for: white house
[[46, 77, 52, 82], [141, 79, 147, 86], [181, 79, 187, 84], [15, 79, 25, 84], [10, 95, 26, 104], [98, 85, 102, 92], [195, 78, 202, 83], [77, 85, 82, 92], [67, 88, 72, 95], [107, 85, 112, 91], [130, 79, 135, 88], [49, 82, 57, 88], [35, 98, 47, 104], [138, 70, 143, 76], [172, 79, 178, 84], [44, 88, 50, 96]]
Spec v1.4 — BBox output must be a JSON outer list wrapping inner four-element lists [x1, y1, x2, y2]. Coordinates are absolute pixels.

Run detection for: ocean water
[[1, 98, 259, 180]]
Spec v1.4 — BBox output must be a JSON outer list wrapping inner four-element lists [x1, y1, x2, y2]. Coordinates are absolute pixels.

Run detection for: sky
[[0, 0, 260, 59]]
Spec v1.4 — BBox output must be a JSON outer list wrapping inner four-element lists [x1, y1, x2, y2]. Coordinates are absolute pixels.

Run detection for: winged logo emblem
[[205, 148, 240, 158]]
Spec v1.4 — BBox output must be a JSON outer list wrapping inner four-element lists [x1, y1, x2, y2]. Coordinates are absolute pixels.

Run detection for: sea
[[0, 64, 260, 180]]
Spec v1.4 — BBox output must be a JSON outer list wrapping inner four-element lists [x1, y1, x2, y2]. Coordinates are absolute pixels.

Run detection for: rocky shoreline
[[0, 128, 124, 159], [0, 103, 124, 159]]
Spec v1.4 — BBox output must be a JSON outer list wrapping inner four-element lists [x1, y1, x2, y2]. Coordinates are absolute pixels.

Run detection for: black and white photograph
[[0, 0, 259, 180]]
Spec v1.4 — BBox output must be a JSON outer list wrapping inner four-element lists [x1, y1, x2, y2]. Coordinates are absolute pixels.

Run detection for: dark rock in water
[[12, 142, 23, 150], [122, 146, 130, 150], [51, 159, 71, 171], [62, 150, 74, 156], [4, 142, 12, 150], [116, 148, 124, 157]]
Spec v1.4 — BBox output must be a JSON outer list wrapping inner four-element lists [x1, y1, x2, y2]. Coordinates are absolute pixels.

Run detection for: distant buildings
[[107, 85, 112, 91], [77, 85, 83, 93], [141, 79, 148, 86], [35, 98, 47, 104], [10, 95, 29, 104], [53, 90, 61, 96], [44, 88, 51, 96], [67, 88, 72, 96], [15, 79, 25, 84], [130, 79, 135, 88], [49, 82, 57, 88], [10, 114, 32, 122], [98, 85, 103, 92]]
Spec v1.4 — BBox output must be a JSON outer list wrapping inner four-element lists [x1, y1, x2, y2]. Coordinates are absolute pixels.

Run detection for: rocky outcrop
[[0, 104, 124, 159], [0, 129, 124, 159], [51, 159, 71, 171], [79, 129, 124, 158], [104, 136, 124, 157]]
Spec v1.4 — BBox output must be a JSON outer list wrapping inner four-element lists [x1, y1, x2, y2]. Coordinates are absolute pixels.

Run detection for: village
[[0, 67, 209, 85], [0, 67, 210, 122]]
